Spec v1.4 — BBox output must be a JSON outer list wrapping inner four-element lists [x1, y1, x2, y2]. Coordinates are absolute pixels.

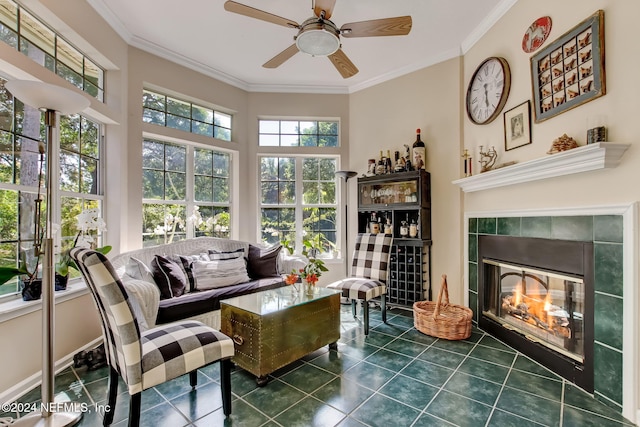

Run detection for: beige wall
[[349, 57, 464, 302]]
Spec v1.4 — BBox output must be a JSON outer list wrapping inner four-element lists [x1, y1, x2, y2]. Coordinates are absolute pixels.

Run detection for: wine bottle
[[412, 128, 426, 170], [386, 150, 392, 173]]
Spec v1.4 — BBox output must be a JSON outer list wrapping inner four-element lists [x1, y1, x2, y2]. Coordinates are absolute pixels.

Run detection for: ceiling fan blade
[[224, 1, 299, 29], [313, 0, 336, 20], [340, 16, 412, 38], [328, 49, 358, 79], [263, 44, 300, 68]]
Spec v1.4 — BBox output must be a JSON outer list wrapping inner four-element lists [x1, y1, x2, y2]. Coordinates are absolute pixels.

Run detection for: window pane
[[166, 113, 190, 132], [279, 158, 294, 179], [214, 125, 231, 141], [142, 108, 165, 125], [56, 61, 83, 89], [299, 121, 317, 134], [0, 24, 18, 48], [0, 0, 18, 31], [302, 182, 319, 204], [164, 144, 186, 172], [259, 134, 279, 146], [60, 114, 80, 152], [259, 120, 279, 133], [20, 9, 54, 55], [143, 140, 164, 169], [143, 90, 165, 110], [279, 182, 295, 204], [212, 152, 229, 176], [60, 196, 82, 250], [0, 131, 14, 183], [260, 157, 278, 181], [143, 169, 163, 199], [57, 37, 83, 74], [0, 188, 18, 240], [142, 203, 165, 246], [281, 121, 298, 134], [165, 172, 186, 200], [192, 121, 213, 137], [300, 134, 316, 146], [281, 134, 298, 146], [167, 97, 190, 118], [80, 156, 98, 194], [59, 151, 79, 192], [319, 135, 338, 147], [302, 158, 318, 180], [84, 58, 102, 88], [319, 121, 338, 135], [192, 105, 213, 124], [261, 182, 278, 204], [194, 175, 212, 202], [81, 117, 99, 159], [194, 148, 212, 175], [0, 81, 14, 131], [319, 158, 336, 180], [214, 111, 231, 128], [320, 182, 336, 204], [212, 177, 228, 203]]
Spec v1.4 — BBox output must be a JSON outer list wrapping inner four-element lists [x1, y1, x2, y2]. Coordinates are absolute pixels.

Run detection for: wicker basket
[[413, 274, 472, 340]]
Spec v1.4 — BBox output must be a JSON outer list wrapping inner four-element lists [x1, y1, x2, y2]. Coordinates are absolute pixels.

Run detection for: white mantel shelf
[[452, 142, 630, 193]]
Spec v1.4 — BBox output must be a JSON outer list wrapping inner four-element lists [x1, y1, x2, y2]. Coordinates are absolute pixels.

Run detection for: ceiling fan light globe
[[295, 18, 340, 56]]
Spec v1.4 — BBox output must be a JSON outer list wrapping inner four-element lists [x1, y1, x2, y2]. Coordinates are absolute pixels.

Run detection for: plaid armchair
[[327, 233, 393, 335], [70, 248, 235, 426]]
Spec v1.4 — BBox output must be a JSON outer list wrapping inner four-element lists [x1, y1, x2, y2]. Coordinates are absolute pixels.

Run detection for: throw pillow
[[247, 244, 282, 279], [167, 255, 197, 293], [192, 257, 250, 290], [208, 248, 245, 261], [124, 257, 156, 284], [150, 255, 188, 299]]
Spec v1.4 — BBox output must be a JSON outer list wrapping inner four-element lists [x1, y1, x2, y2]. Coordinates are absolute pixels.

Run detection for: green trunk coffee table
[[220, 286, 341, 386]]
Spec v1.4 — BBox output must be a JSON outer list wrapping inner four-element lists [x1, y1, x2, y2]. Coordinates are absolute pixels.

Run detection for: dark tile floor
[[2, 306, 636, 427]]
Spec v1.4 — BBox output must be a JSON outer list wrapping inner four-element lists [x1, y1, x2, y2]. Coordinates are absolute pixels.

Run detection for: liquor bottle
[[384, 216, 393, 235], [412, 128, 426, 170], [370, 212, 380, 234], [386, 150, 393, 173], [376, 150, 385, 175], [409, 218, 418, 238]]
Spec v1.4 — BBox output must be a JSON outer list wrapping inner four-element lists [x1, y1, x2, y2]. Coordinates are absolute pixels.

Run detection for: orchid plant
[[56, 208, 111, 277]]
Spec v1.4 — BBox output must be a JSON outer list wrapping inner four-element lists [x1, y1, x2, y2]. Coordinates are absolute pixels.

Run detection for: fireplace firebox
[[478, 235, 594, 392]]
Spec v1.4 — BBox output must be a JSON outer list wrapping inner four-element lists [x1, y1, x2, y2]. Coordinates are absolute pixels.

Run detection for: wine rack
[[357, 170, 432, 306]]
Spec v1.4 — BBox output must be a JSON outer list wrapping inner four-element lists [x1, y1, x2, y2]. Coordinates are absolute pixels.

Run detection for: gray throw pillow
[[247, 244, 282, 279]]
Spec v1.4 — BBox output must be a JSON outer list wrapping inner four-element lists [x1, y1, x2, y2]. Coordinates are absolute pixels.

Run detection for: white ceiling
[[88, 0, 516, 94]]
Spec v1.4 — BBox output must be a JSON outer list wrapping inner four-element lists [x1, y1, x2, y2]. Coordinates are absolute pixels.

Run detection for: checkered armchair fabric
[[70, 247, 235, 424], [327, 233, 393, 335]]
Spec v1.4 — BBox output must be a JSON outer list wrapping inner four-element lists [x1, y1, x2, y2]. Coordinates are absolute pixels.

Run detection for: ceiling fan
[[223, 0, 412, 78]]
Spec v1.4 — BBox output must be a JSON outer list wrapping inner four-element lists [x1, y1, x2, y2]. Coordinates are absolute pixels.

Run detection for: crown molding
[[461, 0, 518, 54]]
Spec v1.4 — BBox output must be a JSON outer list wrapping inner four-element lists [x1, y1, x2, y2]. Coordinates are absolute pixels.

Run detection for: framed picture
[[504, 101, 531, 151], [530, 10, 605, 123]]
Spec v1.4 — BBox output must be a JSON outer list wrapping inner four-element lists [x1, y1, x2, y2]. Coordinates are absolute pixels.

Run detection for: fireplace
[[478, 235, 594, 391]]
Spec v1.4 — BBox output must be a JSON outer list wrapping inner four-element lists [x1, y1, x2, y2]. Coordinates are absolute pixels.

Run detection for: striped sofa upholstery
[[70, 248, 235, 426], [327, 233, 393, 335]]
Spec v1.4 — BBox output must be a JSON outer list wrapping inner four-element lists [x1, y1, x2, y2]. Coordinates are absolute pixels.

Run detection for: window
[[142, 139, 231, 246], [142, 90, 232, 141], [259, 120, 338, 147], [0, 0, 104, 100], [259, 156, 337, 255], [0, 78, 104, 298]]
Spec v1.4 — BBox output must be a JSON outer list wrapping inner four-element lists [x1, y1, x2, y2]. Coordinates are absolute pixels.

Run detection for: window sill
[[0, 280, 89, 323]]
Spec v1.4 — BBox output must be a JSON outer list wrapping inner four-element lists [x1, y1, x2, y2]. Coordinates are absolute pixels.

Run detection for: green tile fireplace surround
[[467, 213, 626, 414]]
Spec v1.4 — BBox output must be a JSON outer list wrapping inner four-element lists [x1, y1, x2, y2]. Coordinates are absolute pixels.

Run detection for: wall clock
[[466, 56, 511, 125]]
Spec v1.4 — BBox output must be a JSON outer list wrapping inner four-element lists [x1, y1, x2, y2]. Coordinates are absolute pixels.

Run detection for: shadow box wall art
[[530, 10, 605, 123]]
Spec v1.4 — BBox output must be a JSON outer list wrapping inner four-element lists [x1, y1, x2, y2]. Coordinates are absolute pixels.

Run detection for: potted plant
[[55, 208, 111, 289], [0, 141, 47, 300]]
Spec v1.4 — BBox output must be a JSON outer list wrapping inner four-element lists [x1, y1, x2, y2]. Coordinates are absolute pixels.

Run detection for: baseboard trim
[[0, 337, 103, 405]]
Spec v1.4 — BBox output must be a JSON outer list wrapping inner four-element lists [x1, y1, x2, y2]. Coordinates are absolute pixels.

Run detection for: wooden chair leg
[[220, 359, 232, 416], [103, 366, 119, 426], [381, 294, 387, 323], [189, 370, 197, 388], [363, 299, 370, 335], [128, 392, 141, 427], [351, 299, 357, 318]]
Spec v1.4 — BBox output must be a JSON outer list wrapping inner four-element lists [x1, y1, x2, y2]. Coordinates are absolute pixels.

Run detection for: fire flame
[[513, 282, 523, 306]]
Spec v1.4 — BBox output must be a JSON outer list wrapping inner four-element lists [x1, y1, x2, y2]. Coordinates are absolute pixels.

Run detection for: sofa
[[110, 237, 304, 330]]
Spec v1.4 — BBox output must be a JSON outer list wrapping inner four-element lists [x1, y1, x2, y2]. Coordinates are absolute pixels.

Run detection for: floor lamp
[[6, 80, 90, 427], [335, 170, 357, 277]]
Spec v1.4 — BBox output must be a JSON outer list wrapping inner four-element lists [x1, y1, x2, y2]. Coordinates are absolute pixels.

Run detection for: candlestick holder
[[461, 149, 472, 177]]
